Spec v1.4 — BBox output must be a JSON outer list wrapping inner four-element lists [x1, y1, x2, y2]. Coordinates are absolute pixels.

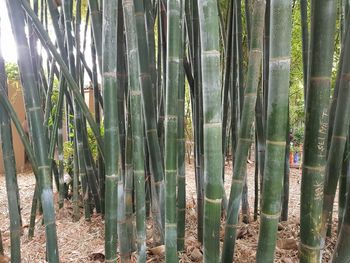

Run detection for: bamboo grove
[[0, 0, 350, 262]]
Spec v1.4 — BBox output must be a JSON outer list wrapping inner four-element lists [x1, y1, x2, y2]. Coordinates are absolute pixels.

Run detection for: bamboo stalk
[[124, 114, 134, 260], [191, 0, 205, 243], [322, 6, 350, 243], [281, 110, 290, 221], [164, 0, 183, 259], [122, 0, 147, 259], [177, 14, 186, 252], [87, 0, 102, 71], [28, 184, 39, 238], [91, 35, 105, 215], [102, 0, 119, 261], [197, 0, 223, 261], [256, 0, 292, 261], [0, 230, 3, 256], [133, 0, 165, 243], [300, 0, 337, 261], [338, 139, 349, 232], [331, 175, 350, 263], [116, 3, 130, 261], [300, 0, 309, 101]]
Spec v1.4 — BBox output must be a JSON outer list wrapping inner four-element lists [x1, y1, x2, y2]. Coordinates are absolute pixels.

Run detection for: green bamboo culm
[[299, 0, 337, 261], [197, 0, 223, 261], [116, 5, 130, 259], [121, 0, 146, 260], [57, 95, 65, 209], [0, 23, 22, 263], [123, 119, 134, 261], [0, 230, 3, 255], [338, 139, 350, 232], [6, 0, 60, 262], [28, 184, 39, 238], [256, 0, 292, 262], [332, 176, 350, 263], [165, 0, 183, 260], [323, 8, 350, 245], [222, 1, 266, 262], [133, 0, 165, 243], [300, 0, 309, 100], [102, 0, 119, 261], [87, 0, 103, 71], [177, 18, 186, 252]]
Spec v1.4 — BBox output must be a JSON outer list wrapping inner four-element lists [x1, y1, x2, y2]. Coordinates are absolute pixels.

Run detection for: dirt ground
[[0, 160, 338, 262]]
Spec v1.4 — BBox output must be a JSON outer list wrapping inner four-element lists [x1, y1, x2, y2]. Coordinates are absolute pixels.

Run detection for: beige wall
[[84, 87, 95, 114], [0, 81, 26, 174]]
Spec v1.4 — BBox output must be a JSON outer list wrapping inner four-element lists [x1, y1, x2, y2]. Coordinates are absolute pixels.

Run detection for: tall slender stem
[[300, 1, 337, 262], [103, 0, 119, 261], [122, 0, 147, 260], [197, 0, 223, 261], [256, 0, 292, 261]]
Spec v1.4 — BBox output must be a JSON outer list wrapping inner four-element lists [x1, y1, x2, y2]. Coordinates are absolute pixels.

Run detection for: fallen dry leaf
[[277, 239, 298, 250], [237, 226, 249, 239], [88, 252, 105, 262], [281, 257, 293, 263], [190, 248, 202, 261], [149, 245, 165, 255], [0, 255, 10, 263]]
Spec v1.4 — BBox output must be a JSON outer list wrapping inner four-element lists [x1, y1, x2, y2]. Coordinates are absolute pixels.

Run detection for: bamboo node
[[140, 73, 151, 80], [165, 115, 178, 120], [299, 242, 324, 251], [244, 92, 257, 97], [165, 223, 177, 227], [165, 169, 177, 173], [266, 140, 286, 146], [225, 223, 239, 229], [261, 212, 280, 219], [203, 122, 221, 128], [269, 56, 290, 63], [103, 72, 117, 78], [332, 135, 347, 140], [239, 138, 253, 143], [310, 76, 331, 82], [130, 90, 142, 96], [168, 57, 180, 63], [341, 73, 350, 80], [135, 12, 144, 17], [154, 181, 164, 186], [303, 165, 325, 172], [28, 106, 41, 112], [38, 165, 50, 170], [251, 48, 263, 53], [146, 128, 158, 133], [202, 50, 220, 57], [204, 197, 222, 204], [231, 179, 244, 184]]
